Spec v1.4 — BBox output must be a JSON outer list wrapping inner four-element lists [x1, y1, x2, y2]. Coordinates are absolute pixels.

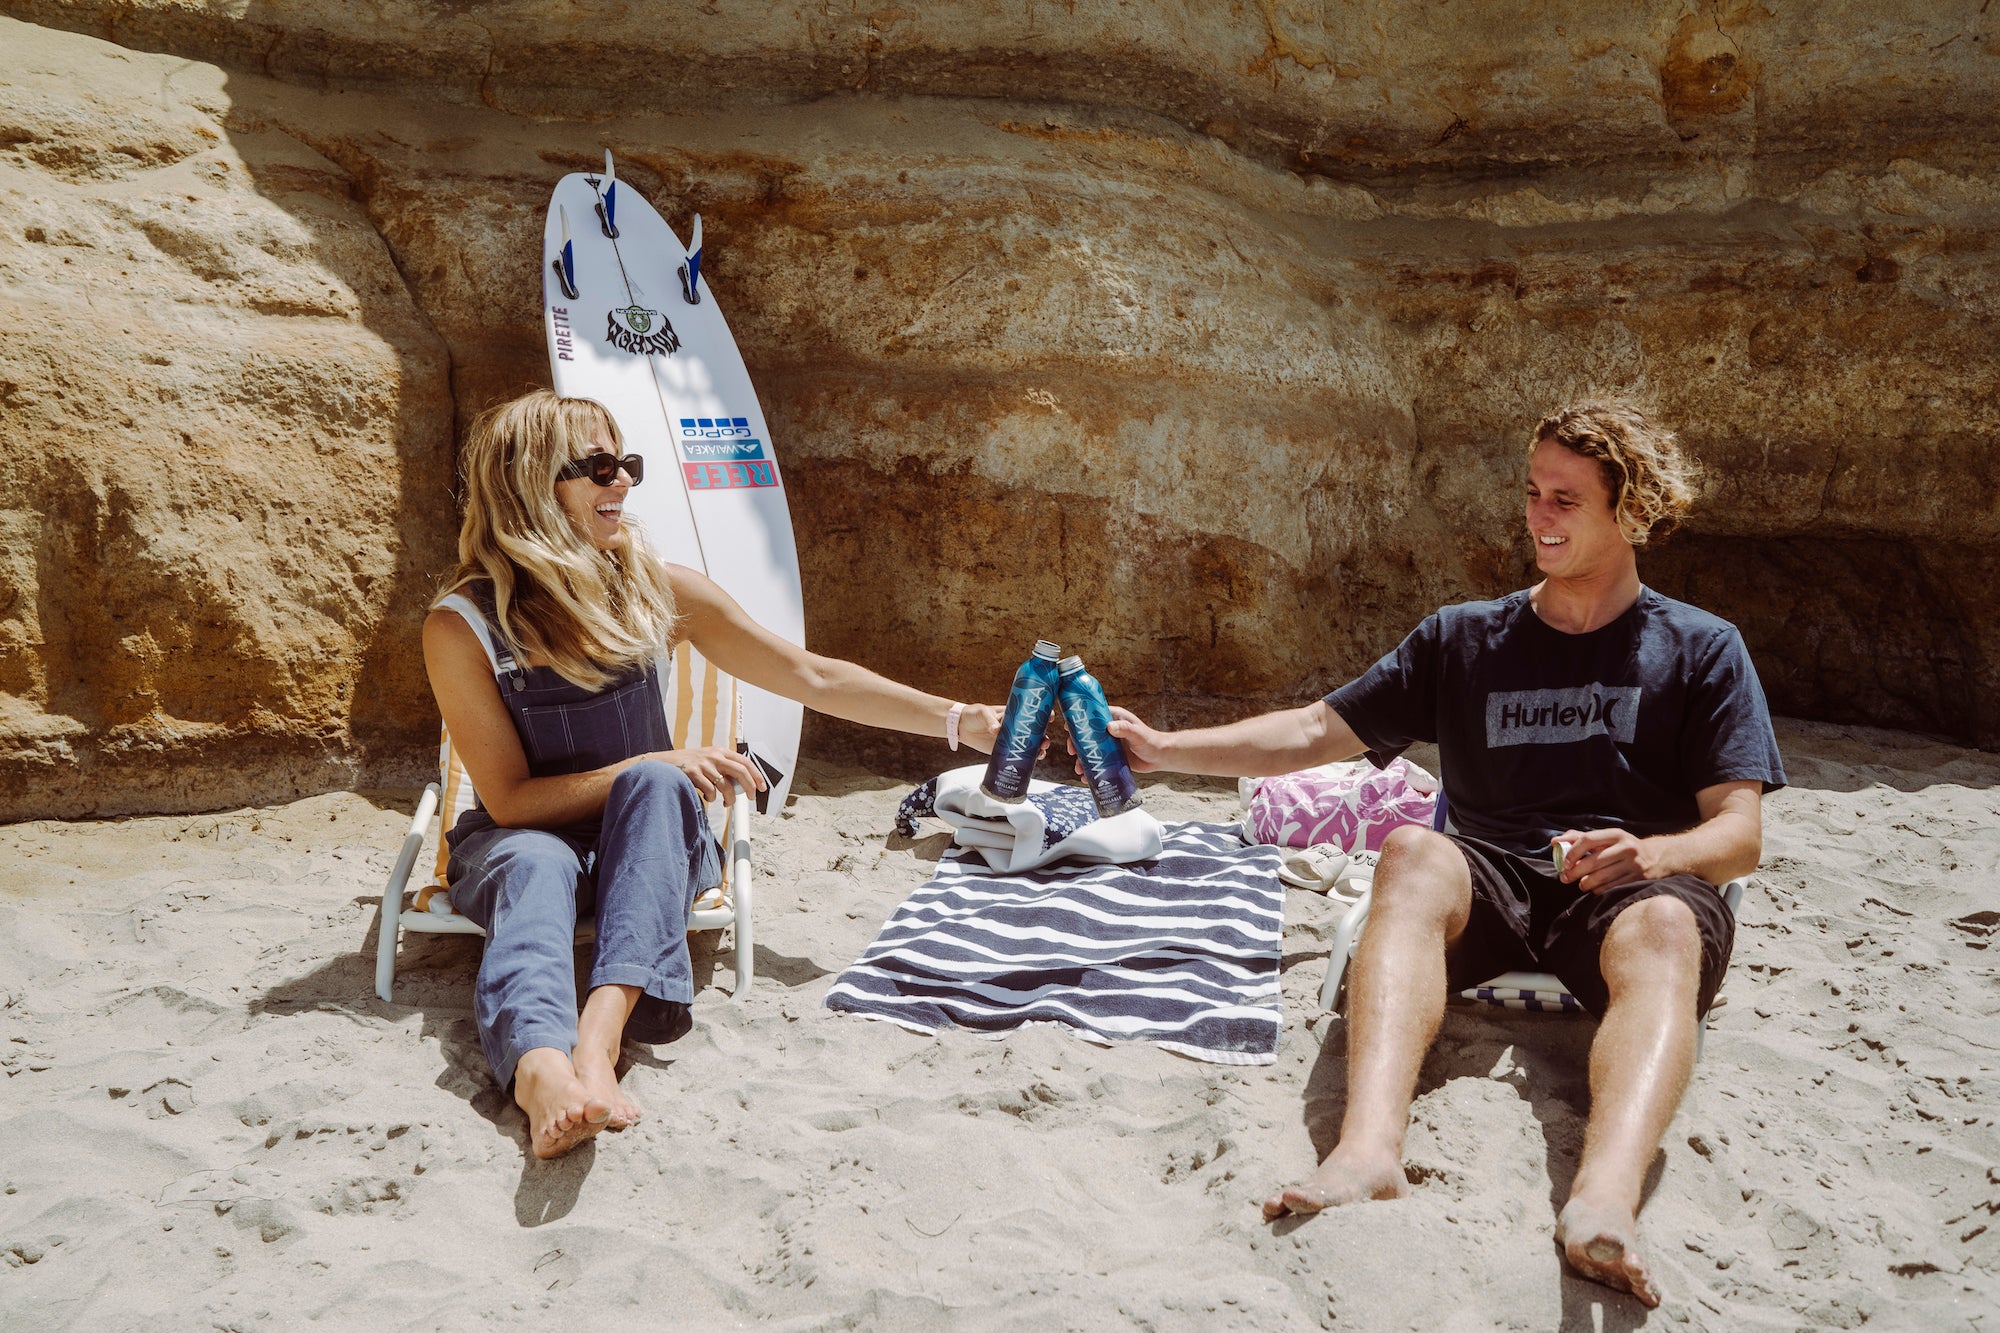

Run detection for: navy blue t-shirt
[[1325, 588, 1786, 858]]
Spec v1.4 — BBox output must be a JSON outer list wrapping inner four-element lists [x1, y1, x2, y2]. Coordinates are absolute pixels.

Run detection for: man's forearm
[[1157, 702, 1364, 778], [1646, 809, 1761, 885]]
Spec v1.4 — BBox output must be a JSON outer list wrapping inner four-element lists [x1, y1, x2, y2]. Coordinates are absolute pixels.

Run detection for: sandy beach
[[0, 718, 1994, 1330]]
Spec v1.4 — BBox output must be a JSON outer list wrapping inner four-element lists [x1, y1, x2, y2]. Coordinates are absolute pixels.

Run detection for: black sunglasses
[[557, 452, 644, 487]]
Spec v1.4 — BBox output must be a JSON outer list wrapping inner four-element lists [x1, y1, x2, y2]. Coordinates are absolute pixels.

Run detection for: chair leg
[[1319, 888, 1373, 1014], [728, 789, 754, 998], [375, 784, 441, 1004], [1694, 878, 1747, 1064]]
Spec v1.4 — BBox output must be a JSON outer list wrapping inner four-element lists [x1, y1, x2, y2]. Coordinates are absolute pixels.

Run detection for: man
[[1106, 403, 1785, 1307]]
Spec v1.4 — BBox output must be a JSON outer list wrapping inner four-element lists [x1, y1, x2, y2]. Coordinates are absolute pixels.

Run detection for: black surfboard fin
[[742, 748, 786, 816]]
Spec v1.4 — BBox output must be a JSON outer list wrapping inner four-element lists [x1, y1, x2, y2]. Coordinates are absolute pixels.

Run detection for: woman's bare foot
[[572, 1043, 641, 1130], [574, 984, 644, 1131], [1556, 1197, 1660, 1308], [1261, 1148, 1409, 1220], [513, 1048, 613, 1159]]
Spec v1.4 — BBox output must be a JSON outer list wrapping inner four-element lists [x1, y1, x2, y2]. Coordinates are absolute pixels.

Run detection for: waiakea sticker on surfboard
[[541, 153, 806, 821]]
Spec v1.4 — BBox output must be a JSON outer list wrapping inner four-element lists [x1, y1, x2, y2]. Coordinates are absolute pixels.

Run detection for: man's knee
[[1601, 894, 1702, 983], [1370, 826, 1471, 922]]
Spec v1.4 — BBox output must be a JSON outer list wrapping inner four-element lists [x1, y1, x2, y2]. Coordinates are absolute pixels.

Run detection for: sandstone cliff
[[1, 4, 1995, 817]]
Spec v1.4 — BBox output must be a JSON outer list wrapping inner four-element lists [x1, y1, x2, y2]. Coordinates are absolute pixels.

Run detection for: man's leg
[[1264, 826, 1476, 1219], [1556, 893, 1704, 1308]]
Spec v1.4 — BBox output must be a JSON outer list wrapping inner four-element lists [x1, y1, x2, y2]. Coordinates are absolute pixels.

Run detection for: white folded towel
[[894, 764, 1164, 874]]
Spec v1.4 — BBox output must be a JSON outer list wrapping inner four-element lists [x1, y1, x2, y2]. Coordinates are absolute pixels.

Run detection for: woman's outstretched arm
[[669, 564, 1003, 753]]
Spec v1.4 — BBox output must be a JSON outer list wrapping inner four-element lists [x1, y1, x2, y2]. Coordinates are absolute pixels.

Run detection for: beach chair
[[1316, 797, 1748, 1055], [373, 637, 755, 1004]]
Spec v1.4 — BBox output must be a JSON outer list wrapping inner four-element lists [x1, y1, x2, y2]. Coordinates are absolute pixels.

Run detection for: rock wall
[[1, 4, 1995, 817], [0, 23, 454, 817]]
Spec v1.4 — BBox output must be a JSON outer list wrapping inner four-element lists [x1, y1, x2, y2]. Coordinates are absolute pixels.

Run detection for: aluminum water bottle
[[1057, 655, 1142, 817], [981, 640, 1063, 802]]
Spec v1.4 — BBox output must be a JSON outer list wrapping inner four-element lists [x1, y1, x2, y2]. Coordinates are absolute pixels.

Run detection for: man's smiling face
[[1525, 438, 1629, 579]]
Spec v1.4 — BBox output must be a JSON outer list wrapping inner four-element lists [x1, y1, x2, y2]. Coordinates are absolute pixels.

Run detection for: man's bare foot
[[1556, 1197, 1660, 1308], [1261, 1148, 1409, 1220], [573, 1044, 641, 1130], [514, 1048, 613, 1160]]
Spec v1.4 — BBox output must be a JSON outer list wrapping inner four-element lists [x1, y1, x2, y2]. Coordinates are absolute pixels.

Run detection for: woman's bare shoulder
[[663, 561, 725, 608]]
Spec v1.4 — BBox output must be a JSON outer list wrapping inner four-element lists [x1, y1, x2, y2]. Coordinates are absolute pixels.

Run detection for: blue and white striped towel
[[824, 821, 1286, 1065]]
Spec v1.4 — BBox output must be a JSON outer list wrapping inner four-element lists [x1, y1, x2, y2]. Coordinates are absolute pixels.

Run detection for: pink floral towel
[[1241, 758, 1440, 851]]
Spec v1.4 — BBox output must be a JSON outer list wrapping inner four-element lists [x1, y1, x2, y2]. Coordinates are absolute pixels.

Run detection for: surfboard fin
[[595, 150, 620, 239], [679, 213, 704, 305], [552, 205, 579, 300]]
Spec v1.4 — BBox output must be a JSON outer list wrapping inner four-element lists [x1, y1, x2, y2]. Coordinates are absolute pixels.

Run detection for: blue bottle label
[[982, 655, 1061, 801], [1001, 683, 1052, 762], [1059, 671, 1140, 816]]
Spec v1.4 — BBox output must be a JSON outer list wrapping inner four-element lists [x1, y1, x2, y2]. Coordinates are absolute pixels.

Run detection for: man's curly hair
[[1531, 402, 1703, 545]]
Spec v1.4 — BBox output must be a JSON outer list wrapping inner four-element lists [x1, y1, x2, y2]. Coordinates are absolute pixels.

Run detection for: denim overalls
[[441, 586, 722, 1089]]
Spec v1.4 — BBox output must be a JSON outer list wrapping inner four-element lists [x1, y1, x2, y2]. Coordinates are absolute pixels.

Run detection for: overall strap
[[437, 592, 529, 692]]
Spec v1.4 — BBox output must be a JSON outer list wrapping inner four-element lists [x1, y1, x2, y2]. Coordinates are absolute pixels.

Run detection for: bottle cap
[[1057, 655, 1085, 674], [1032, 640, 1062, 658]]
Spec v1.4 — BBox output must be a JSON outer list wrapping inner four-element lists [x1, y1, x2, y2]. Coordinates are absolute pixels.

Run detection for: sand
[[0, 718, 1995, 1330]]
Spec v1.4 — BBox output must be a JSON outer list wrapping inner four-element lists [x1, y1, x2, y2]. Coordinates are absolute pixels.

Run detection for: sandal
[[1275, 845, 1350, 893]]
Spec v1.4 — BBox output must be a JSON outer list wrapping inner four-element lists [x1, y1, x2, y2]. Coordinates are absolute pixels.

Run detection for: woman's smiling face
[[554, 429, 633, 552]]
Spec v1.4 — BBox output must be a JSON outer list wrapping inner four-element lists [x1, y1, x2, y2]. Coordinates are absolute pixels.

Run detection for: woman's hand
[[953, 704, 1005, 755], [656, 746, 767, 802]]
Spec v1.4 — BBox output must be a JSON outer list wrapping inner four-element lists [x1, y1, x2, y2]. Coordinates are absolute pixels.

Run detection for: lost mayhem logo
[[606, 303, 681, 356]]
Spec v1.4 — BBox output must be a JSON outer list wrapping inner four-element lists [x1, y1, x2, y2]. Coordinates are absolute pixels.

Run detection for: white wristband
[[946, 702, 965, 751]]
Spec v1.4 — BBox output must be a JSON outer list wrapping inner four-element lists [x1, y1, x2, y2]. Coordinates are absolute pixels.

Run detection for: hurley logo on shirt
[[1485, 685, 1641, 747]]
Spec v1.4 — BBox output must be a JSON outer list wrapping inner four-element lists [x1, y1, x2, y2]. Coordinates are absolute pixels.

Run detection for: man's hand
[[1068, 706, 1167, 776], [1105, 707, 1171, 773], [1554, 827, 1669, 893]]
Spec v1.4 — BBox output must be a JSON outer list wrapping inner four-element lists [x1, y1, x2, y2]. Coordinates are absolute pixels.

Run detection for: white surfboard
[[542, 154, 805, 818]]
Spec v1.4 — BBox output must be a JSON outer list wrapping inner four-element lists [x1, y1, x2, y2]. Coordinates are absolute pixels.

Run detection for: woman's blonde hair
[[1531, 402, 1703, 545], [439, 389, 678, 689]]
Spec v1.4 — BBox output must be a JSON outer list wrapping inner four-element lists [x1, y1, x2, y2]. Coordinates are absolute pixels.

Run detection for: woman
[[425, 389, 1001, 1158]]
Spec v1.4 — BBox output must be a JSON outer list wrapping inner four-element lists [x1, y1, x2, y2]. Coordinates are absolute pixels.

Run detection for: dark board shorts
[[1442, 834, 1736, 1018]]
